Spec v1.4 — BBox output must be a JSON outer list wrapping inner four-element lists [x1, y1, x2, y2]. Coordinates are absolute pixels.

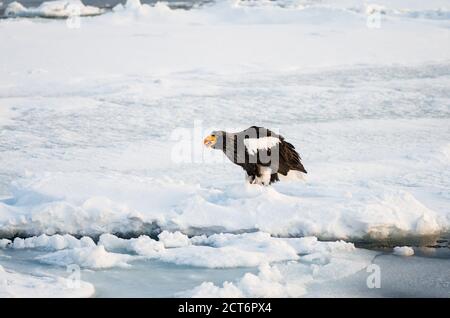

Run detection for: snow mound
[[0, 232, 383, 297], [0, 265, 94, 298], [112, 0, 152, 16], [181, 263, 306, 298], [99, 231, 301, 268], [179, 240, 376, 297], [0, 174, 446, 240], [393, 246, 414, 256], [158, 231, 191, 248], [36, 245, 134, 269], [12, 234, 95, 250], [99, 233, 165, 257], [160, 232, 300, 268], [5, 0, 104, 18], [2, 232, 363, 271]]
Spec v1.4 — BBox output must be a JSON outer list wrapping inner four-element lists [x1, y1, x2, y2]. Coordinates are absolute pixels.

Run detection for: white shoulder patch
[[243, 136, 280, 155]]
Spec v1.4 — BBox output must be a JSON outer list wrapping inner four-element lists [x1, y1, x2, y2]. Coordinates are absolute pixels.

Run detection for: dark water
[[353, 232, 450, 259]]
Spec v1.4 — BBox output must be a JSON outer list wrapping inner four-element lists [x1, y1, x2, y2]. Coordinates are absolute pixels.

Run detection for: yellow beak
[[203, 135, 217, 147]]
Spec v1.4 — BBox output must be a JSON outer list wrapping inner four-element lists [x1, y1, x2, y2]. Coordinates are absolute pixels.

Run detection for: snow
[[5, 0, 104, 18], [0, 0, 449, 297], [393, 246, 415, 256], [159, 232, 301, 268], [0, 105, 14, 127], [0, 172, 447, 239], [180, 264, 304, 298], [0, 231, 377, 297], [0, 264, 95, 298], [158, 231, 191, 248], [1, 232, 448, 297], [99, 233, 165, 257], [0, 232, 356, 270], [0, 239, 11, 248], [179, 241, 375, 297], [37, 245, 134, 269], [0, 1, 449, 237], [12, 234, 95, 250]]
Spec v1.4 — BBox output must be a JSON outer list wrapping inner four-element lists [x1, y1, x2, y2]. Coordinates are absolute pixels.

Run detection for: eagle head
[[204, 131, 225, 149]]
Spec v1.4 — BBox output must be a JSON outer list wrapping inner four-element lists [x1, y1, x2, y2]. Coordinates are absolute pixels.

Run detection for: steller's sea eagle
[[203, 126, 307, 185]]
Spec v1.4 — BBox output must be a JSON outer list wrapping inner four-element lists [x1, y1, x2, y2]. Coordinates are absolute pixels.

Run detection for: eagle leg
[[270, 173, 280, 184], [246, 174, 256, 184]]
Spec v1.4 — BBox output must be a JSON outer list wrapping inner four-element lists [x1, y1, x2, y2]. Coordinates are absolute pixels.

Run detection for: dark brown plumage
[[204, 126, 307, 185]]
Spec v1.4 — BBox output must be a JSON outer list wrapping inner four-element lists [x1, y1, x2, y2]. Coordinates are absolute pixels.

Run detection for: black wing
[[237, 126, 277, 167], [228, 126, 307, 176]]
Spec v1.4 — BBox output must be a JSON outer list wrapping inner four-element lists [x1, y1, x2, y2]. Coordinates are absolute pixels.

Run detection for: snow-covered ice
[[0, 0, 449, 297], [0, 263, 95, 298], [158, 231, 191, 248], [37, 245, 135, 269], [0, 232, 377, 297], [5, 0, 105, 18], [1, 232, 321, 269], [1, 232, 448, 297], [11, 234, 95, 250]]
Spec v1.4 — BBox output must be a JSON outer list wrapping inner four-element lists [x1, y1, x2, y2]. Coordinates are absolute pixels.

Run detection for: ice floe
[[1, 231, 448, 297], [0, 232, 363, 270], [36, 245, 135, 269], [178, 240, 376, 297], [0, 264, 95, 297], [0, 175, 446, 240], [5, 0, 104, 18]]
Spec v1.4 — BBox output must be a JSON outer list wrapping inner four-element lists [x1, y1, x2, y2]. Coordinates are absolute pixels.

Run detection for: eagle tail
[[280, 140, 307, 174], [294, 162, 308, 174]]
